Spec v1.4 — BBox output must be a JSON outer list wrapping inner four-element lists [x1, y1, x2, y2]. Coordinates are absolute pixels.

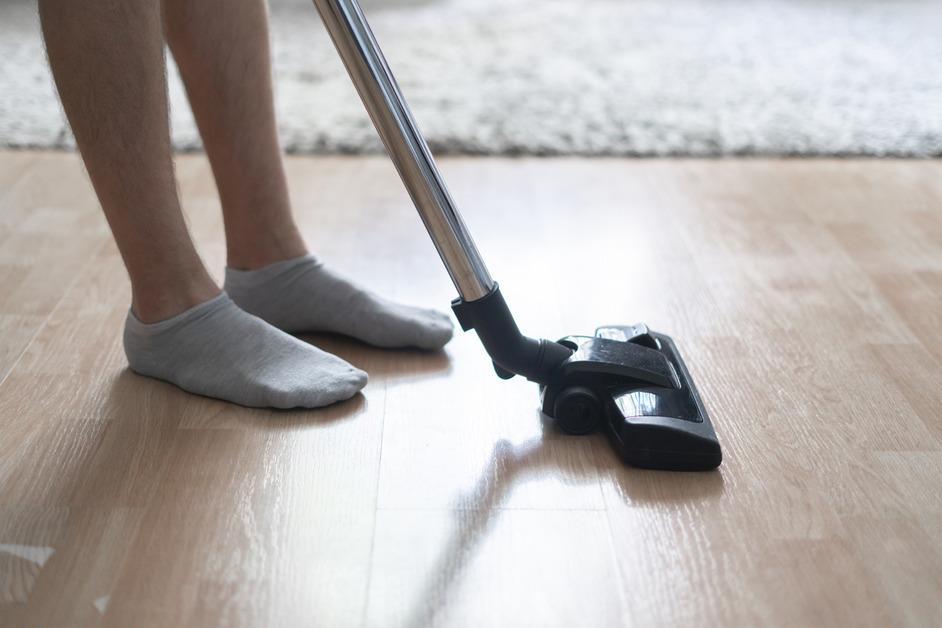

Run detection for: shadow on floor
[[299, 331, 454, 383], [59, 338, 454, 501], [62, 337, 454, 504]]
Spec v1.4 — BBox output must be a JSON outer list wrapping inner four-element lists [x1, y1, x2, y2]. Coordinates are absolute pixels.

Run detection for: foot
[[224, 255, 454, 350], [123, 293, 368, 408]]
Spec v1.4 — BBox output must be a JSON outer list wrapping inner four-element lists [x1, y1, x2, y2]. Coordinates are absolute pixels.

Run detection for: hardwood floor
[[1, 151, 940, 627]]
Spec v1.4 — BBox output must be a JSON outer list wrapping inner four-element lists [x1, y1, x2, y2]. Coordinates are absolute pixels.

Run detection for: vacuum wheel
[[553, 386, 603, 435]]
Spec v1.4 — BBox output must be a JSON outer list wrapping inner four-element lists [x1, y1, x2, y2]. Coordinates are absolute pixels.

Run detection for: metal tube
[[311, 0, 495, 301]]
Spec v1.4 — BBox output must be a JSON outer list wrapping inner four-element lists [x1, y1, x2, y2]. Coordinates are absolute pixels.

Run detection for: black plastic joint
[[451, 296, 476, 332], [450, 283, 510, 334], [450, 284, 573, 384]]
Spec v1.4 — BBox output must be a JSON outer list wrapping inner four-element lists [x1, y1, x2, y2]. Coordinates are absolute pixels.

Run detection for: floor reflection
[[0, 544, 55, 603], [403, 431, 724, 628]]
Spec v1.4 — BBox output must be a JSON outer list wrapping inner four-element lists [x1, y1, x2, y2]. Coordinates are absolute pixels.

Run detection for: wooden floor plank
[[0, 152, 110, 384], [365, 509, 627, 628]]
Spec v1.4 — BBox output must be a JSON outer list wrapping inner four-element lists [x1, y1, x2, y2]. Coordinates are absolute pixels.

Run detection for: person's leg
[[39, 0, 366, 407], [162, 0, 453, 350], [161, 0, 301, 270], [39, 0, 216, 323]]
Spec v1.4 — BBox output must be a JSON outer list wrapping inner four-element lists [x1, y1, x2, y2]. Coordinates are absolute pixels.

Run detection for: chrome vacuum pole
[[311, 0, 494, 302]]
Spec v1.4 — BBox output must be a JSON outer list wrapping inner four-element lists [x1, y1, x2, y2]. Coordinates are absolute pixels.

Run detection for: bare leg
[[161, 0, 306, 270], [39, 0, 218, 322]]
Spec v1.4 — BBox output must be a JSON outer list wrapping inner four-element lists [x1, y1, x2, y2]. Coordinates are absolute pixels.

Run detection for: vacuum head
[[540, 324, 722, 471]]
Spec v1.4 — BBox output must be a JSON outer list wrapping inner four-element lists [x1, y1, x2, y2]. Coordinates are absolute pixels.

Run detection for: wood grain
[[0, 152, 940, 627], [0, 152, 109, 385]]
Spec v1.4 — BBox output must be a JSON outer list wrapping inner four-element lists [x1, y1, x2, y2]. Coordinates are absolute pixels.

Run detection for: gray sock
[[123, 293, 367, 409], [224, 255, 454, 350]]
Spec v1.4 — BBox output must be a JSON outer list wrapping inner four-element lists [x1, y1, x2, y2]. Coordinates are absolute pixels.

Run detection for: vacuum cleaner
[[311, 0, 722, 471]]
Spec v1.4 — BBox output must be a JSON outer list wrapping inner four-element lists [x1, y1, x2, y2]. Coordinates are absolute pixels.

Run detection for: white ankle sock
[[123, 293, 367, 408]]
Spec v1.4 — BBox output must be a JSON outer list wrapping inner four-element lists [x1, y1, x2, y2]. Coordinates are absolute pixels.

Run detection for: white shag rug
[[1, 0, 941, 156]]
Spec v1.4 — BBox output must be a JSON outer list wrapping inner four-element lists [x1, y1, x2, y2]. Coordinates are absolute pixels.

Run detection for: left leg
[[161, 0, 452, 350]]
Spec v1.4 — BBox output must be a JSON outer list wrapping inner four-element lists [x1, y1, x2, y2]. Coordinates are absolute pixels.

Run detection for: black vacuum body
[[542, 326, 721, 471], [312, 0, 723, 471]]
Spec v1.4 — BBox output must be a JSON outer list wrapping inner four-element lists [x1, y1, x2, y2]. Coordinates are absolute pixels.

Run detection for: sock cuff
[[126, 292, 231, 336], [225, 254, 321, 286]]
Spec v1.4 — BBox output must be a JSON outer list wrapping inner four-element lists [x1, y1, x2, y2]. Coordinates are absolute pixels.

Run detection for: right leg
[[39, 0, 366, 407]]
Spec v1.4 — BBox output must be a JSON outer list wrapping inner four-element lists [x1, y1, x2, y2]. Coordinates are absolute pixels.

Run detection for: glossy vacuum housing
[[311, 0, 722, 471]]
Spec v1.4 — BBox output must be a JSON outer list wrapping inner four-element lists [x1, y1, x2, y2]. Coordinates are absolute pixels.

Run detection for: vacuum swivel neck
[[452, 285, 573, 385]]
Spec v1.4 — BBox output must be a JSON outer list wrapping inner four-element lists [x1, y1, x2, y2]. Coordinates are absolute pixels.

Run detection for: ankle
[[226, 227, 308, 270], [131, 275, 221, 324]]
